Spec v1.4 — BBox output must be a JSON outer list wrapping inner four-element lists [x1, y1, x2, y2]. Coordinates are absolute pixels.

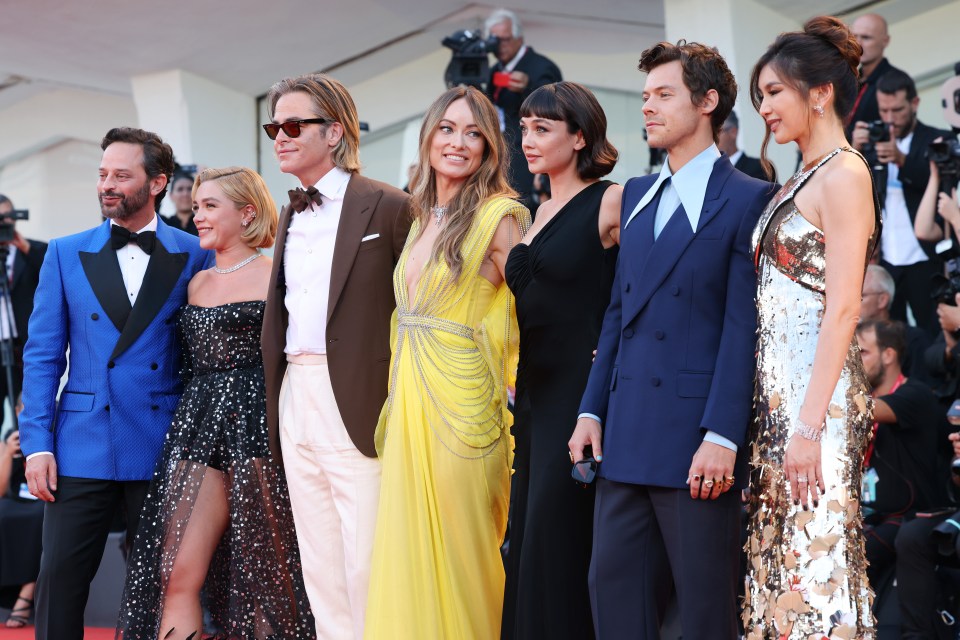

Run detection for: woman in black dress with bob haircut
[[502, 81, 622, 640]]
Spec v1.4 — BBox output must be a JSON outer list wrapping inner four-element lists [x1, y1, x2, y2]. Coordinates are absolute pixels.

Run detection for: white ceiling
[[0, 1, 662, 107], [0, 0, 952, 114]]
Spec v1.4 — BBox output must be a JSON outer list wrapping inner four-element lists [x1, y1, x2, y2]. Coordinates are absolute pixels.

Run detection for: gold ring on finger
[[568, 451, 574, 463]]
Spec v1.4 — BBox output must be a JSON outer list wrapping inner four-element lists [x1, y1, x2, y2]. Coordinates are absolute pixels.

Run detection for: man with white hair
[[485, 8, 562, 205]]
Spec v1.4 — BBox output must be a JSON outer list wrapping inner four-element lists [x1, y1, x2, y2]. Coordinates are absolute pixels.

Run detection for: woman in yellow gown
[[365, 86, 530, 639]]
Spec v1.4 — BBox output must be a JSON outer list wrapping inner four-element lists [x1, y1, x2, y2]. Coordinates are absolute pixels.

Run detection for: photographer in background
[[894, 427, 960, 640], [855, 70, 951, 336], [484, 9, 561, 205], [848, 13, 902, 139], [857, 320, 947, 592], [914, 136, 960, 245], [0, 397, 42, 629], [0, 195, 46, 427]]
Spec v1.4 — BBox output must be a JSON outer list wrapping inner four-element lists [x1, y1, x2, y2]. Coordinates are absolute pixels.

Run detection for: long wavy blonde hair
[[409, 86, 516, 280]]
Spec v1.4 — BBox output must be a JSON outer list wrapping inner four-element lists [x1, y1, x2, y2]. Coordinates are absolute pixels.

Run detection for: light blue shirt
[[625, 144, 722, 234], [580, 143, 737, 453]]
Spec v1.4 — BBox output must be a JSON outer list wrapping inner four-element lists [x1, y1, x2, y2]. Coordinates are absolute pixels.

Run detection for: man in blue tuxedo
[[570, 42, 776, 639], [18, 127, 208, 640]]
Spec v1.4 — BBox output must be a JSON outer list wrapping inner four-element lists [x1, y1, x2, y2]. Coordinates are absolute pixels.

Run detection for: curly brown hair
[[638, 41, 738, 142]]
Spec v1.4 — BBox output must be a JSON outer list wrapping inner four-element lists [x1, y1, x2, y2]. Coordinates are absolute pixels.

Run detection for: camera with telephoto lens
[[930, 137, 960, 194], [442, 30, 500, 91], [0, 208, 28, 243], [931, 238, 960, 306]]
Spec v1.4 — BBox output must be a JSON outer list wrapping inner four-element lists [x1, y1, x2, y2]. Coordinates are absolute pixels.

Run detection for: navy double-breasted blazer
[[579, 156, 776, 489]]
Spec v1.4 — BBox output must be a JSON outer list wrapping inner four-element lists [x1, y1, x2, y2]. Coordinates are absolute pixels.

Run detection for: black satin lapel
[[79, 242, 131, 333], [111, 242, 187, 360]]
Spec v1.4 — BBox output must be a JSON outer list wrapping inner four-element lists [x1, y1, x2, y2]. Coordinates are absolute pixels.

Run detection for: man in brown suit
[[260, 73, 411, 640]]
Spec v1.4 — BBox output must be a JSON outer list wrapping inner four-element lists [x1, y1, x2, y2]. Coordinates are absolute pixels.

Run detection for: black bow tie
[[110, 225, 156, 254], [288, 186, 323, 213]]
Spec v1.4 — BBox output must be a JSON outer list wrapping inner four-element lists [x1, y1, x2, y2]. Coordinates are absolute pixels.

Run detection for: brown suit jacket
[[262, 173, 412, 460]]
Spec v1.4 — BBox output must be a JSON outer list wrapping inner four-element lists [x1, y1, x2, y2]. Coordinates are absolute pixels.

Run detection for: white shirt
[[112, 215, 158, 306], [881, 132, 927, 266], [626, 144, 721, 234], [0, 246, 18, 340], [728, 150, 744, 167], [284, 167, 351, 355]]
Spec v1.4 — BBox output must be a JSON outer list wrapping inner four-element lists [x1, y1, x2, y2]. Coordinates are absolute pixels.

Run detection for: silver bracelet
[[795, 418, 824, 442]]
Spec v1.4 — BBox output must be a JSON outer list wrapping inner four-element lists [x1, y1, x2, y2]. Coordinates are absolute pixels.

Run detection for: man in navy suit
[[570, 42, 775, 639], [19, 127, 208, 640]]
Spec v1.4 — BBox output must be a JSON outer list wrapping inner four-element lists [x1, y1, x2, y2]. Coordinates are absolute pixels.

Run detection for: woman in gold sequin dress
[[364, 86, 530, 639], [744, 17, 882, 640]]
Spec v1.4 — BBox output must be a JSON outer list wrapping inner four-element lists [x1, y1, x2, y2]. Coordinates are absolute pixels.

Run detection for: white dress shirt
[[112, 215, 158, 306], [728, 150, 744, 168], [284, 167, 352, 355], [881, 132, 927, 267]]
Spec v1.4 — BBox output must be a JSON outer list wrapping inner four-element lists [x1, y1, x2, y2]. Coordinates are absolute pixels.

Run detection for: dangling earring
[[813, 104, 825, 118]]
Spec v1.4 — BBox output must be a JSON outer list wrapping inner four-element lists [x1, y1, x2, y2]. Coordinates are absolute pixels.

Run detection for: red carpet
[[0, 627, 114, 639]]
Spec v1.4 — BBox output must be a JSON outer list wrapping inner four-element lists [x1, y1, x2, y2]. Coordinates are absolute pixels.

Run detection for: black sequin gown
[[501, 181, 618, 640], [117, 301, 315, 639]]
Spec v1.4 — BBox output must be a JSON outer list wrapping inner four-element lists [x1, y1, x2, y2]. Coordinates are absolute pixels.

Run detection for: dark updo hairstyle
[[520, 82, 619, 180], [750, 16, 862, 181], [638, 40, 738, 143]]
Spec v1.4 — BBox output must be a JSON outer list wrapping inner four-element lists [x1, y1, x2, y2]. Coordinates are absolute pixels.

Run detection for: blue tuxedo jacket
[[19, 220, 209, 481], [579, 157, 776, 489]]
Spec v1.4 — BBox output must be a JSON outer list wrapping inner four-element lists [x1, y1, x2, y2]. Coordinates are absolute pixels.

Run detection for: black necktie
[[288, 186, 323, 213], [111, 225, 156, 254]]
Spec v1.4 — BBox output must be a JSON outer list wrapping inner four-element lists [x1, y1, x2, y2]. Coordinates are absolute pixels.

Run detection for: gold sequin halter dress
[[743, 147, 881, 640]]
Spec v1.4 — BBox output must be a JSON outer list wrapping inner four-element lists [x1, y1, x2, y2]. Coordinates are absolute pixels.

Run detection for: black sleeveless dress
[[502, 181, 618, 640], [116, 301, 315, 639]]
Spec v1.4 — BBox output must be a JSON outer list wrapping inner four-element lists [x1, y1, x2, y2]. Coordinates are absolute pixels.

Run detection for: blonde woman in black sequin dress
[[117, 167, 314, 639], [744, 17, 882, 640]]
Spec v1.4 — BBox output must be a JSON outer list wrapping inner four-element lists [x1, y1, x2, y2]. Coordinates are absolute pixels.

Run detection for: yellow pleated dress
[[365, 197, 530, 640]]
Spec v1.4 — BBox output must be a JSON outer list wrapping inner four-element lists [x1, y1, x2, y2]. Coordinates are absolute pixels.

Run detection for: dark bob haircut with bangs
[[520, 82, 618, 180]]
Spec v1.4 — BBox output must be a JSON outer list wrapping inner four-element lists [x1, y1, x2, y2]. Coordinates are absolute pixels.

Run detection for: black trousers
[[35, 476, 149, 640], [589, 479, 741, 640], [882, 259, 940, 337], [895, 513, 960, 640]]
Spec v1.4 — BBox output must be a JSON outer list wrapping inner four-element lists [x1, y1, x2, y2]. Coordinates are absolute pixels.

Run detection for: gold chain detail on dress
[[382, 198, 531, 460]]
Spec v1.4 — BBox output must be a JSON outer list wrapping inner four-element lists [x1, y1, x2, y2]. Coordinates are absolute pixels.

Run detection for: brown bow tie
[[287, 186, 323, 213]]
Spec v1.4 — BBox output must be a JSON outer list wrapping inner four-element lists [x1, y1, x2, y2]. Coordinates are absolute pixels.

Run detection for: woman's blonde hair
[[409, 86, 516, 280], [192, 167, 278, 249]]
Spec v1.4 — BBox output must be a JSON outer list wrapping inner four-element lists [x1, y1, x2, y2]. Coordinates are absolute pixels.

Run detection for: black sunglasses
[[262, 118, 330, 140]]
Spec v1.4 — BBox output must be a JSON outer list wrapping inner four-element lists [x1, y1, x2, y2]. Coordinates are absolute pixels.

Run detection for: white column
[[131, 69, 256, 172], [664, 0, 798, 180]]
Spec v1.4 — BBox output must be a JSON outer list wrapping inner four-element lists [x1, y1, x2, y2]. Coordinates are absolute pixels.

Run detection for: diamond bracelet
[[795, 418, 824, 442]]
